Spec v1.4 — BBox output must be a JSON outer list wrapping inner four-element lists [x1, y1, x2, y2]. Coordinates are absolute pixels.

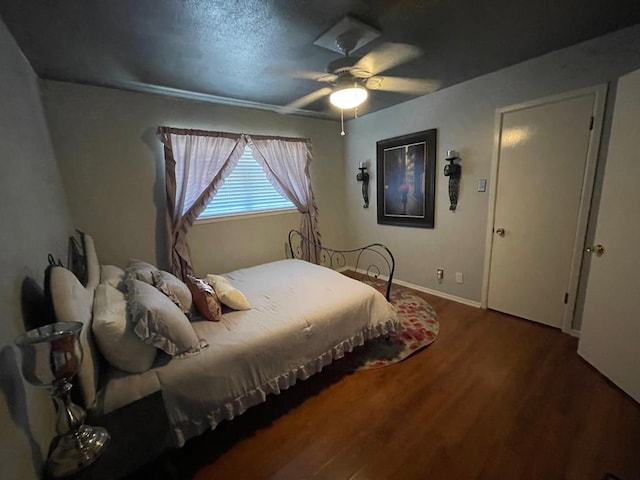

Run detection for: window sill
[[194, 208, 299, 225]]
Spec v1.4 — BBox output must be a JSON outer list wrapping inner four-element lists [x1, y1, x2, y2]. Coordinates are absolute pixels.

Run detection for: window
[[197, 147, 296, 220]]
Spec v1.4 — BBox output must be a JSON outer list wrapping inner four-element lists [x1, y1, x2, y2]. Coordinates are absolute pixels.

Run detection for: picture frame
[[376, 129, 437, 228]]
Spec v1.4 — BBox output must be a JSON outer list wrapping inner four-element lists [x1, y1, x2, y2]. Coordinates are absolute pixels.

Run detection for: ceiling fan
[[280, 18, 439, 125]]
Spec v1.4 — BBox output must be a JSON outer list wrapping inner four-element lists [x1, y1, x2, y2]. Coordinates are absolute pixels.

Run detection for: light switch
[[477, 179, 487, 192]]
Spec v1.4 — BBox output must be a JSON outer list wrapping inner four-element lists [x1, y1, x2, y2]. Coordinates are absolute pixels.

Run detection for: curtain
[[247, 135, 321, 263], [158, 127, 247, 278]]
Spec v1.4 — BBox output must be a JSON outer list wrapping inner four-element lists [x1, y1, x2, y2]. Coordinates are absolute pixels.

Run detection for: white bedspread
[[96, 259, 398, 446]]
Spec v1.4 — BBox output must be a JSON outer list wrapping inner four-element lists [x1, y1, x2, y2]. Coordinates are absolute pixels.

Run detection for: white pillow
[[49, 266, 99, 408], [127, 259, 157, 284], [125, 278, 207, 358], [206, 274, 251, 311], [84, 234, 101, 290], [152, 270, 193, 314], [127, 259, 193, 314], [92, 283, 157, 373], [100, 265, 125, 289]]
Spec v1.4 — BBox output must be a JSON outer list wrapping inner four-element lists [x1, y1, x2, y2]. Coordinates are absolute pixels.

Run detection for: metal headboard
[[287, 230, 395, 301]]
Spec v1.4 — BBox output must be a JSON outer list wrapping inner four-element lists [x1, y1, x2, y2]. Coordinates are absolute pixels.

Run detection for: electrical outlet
[[455, 272, 464, 284], [436, 269, 444, 281]]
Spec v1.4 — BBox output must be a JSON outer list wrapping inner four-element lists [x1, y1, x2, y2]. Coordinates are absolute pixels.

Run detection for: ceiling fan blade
[[265, 64, 337, 84], [279, 87, 333, 114], [267, 65, 337, 83], [291, 70, 338, 83], [354, 43, 422, 76], [366, 76, 440, 95]]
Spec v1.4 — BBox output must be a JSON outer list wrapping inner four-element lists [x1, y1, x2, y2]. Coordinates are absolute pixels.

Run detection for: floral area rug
[[331, 279, 439, 371]]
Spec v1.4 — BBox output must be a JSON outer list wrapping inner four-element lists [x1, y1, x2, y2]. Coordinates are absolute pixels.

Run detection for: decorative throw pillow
[[127, 259, 157, 284], [92, 282, 157, 373], [125, 277, 207, 358], [185, 276, 222, 322], [100, 265, 125, 290], [205, 274, 231, 286], [152, 270, 193, 315], [127, 259, 193, 314], [206, 274, 251, 311]]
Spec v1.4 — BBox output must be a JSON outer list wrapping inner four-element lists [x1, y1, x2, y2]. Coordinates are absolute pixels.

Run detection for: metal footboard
[[287, 230, 395, 301]]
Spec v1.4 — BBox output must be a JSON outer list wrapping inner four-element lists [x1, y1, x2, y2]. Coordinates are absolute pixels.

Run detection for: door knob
[[495, 228, 505, 237], [586, 244, 605, 255]]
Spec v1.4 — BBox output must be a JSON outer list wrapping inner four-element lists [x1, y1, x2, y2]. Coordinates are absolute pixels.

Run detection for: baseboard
[[393, 278, 482, 308], [344, 266, 481, 308], [568, 328, 581, 338]]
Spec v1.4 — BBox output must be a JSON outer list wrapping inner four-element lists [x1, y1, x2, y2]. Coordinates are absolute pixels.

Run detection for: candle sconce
[[356, 162, 370, 208], [444, 150, 462, 211]]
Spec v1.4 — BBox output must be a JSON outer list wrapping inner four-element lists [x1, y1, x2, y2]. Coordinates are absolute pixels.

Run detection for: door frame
[[480, 85, 608, 334]]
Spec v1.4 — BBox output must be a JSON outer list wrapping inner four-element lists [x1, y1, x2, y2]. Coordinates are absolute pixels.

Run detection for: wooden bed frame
[[287, 230, 395, 301]]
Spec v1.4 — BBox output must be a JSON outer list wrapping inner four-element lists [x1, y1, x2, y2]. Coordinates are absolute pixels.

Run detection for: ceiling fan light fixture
[[329, 85, 368, 109]]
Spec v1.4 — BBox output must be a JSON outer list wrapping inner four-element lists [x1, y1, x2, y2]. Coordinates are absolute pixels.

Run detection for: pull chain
[[340, 108, 345, 136], [355, 107, 359, 119]]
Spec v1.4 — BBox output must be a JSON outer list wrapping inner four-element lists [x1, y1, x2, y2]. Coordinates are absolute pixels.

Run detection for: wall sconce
[[356, 161, 370, 208], [444, 150, 462, 211]]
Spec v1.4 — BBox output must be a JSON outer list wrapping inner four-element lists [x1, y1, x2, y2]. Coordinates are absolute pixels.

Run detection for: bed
[[46, 231, 398, 475]]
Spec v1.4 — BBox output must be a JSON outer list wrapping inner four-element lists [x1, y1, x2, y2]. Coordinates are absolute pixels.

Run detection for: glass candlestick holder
[[16, 321, 110, 478]]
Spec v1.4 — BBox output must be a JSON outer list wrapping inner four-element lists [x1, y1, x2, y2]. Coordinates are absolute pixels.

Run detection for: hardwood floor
[[129, 288, 640, 480]]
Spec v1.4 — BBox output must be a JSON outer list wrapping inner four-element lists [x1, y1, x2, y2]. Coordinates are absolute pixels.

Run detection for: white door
[[486, 88, 605, 328], [578, 69, 640, 403]]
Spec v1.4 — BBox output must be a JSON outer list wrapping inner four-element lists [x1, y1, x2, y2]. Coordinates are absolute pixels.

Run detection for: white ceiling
[[1, 0, 639, 118]]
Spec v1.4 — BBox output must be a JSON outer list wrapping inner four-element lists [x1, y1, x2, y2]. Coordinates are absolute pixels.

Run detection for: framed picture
[[376, 129, 437, 228]]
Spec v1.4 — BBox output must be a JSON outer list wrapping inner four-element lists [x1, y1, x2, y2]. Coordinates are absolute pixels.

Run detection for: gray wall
[[41, 82, 346, 274], [0, 19, 72, 480], [343, 25, 640, 317]]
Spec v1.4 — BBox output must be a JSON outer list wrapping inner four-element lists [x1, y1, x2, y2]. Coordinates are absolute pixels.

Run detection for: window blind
[[198, 147, 295, 219]]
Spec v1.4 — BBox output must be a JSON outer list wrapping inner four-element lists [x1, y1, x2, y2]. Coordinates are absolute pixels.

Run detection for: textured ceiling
[[1, 0, 639, 118]]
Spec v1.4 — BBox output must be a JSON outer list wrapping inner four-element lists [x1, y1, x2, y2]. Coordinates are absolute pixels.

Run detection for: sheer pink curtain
[[247, 135, 321, 262], [157, 127, 247, 278]]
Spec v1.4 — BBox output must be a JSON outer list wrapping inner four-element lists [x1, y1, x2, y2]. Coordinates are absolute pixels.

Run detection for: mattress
[[95, 259, 398, 446]]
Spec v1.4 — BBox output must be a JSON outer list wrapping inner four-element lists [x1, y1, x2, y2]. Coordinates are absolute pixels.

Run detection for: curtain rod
[[157, 126, 310, 144]]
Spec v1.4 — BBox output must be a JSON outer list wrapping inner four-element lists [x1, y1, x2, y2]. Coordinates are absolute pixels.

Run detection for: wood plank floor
[[130, 287, 640, 480]]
